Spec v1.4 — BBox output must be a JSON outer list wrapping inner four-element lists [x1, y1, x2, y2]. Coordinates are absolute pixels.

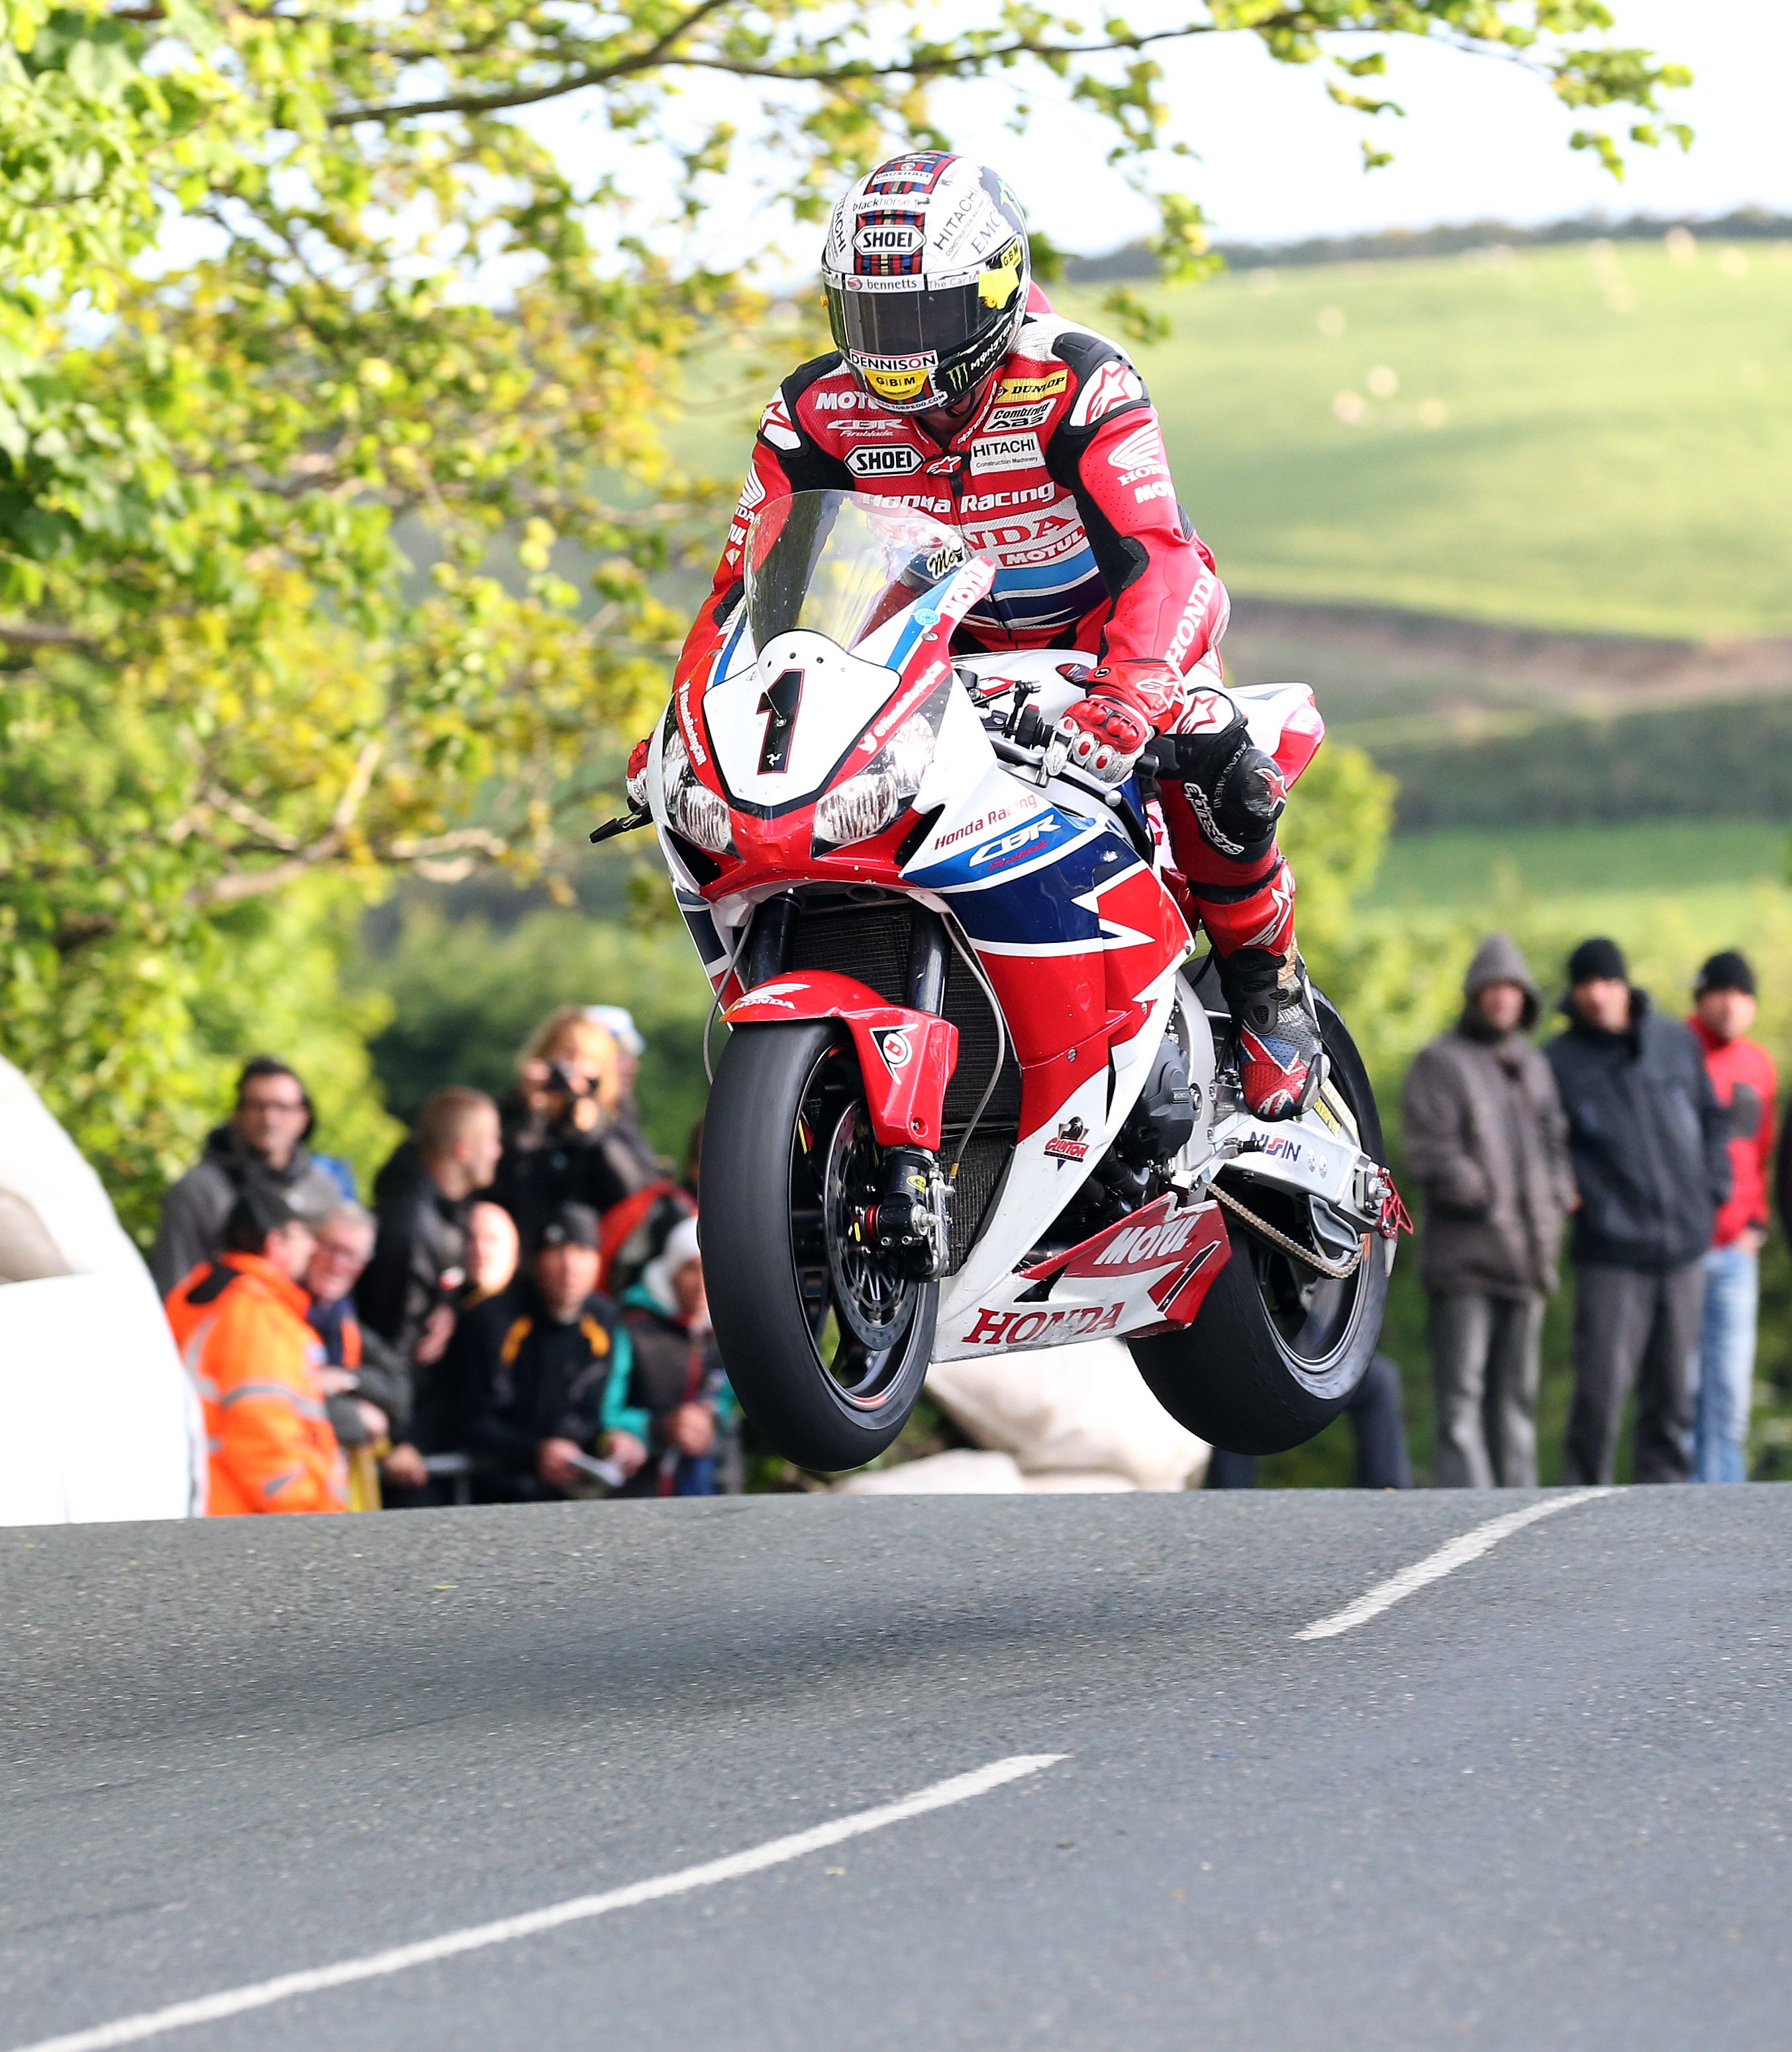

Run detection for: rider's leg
[[1156, 725, 1324, 1121]]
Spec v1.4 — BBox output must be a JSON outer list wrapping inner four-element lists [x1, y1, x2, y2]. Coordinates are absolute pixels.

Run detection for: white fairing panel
[[702, 631, 902, 810]]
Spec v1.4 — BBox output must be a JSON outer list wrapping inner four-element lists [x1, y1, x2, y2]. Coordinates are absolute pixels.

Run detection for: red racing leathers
[[681, 293, 1297, 979]]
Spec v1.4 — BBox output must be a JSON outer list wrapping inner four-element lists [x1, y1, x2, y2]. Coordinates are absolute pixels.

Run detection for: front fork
[[866, 910, 952, 1278], [749, 895, 954, 1281]]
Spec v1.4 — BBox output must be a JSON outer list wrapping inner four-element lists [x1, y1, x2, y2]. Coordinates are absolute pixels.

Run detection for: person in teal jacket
[[616, 1216, 740, 1496]]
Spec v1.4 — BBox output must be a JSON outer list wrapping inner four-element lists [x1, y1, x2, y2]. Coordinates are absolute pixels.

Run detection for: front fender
[[725, 970, 960, 1152]]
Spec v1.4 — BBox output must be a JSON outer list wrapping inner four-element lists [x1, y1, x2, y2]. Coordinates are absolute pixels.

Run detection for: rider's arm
[[1045, 336, 1230, 732], [675, 361, 856, 683]]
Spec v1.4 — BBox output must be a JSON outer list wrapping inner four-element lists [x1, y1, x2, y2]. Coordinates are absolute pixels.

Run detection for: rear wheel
[[1129, 997, 1389, 1455], [701, 1022, 936, 1471]]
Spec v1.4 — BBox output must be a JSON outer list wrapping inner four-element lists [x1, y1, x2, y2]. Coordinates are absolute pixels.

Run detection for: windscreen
[[743, 491, 968, 655]]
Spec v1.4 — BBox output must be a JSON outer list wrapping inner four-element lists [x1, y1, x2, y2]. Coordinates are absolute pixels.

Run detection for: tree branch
[[326, 0, 742, 124], [0, 619, 99, 650], [326, 5, 1230, 124]]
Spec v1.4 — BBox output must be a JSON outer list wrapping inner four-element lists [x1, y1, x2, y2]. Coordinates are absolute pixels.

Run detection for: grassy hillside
[[1064, 238, 1792, 640], [1369, 816, 1787, 909]]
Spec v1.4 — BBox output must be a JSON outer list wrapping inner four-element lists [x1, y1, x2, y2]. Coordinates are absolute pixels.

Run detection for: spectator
[[303, 1201, 411, 1509], [1546, 938, 1729, 1485], [466, 1198, 521, 1302], [412, 1200, 524, 1476], [1689, 952, 1777, 1484], [358, 1087, 501, 1357], [462, 1202, 648, 1502], [164, 1181, 346, 1516], [585, 1005, 647, 1126], [150, 1058, 341, 1295], [358, 1087, 502, 1498], [1401, 934, 1575, 1488], [617, 1216, 740, 1496], [492, 1008, 659, 1250]]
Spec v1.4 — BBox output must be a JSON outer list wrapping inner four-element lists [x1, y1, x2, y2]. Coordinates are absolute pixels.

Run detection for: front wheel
[[700, 1022, 937, 1472], [1129, 996, 1389, 1455]]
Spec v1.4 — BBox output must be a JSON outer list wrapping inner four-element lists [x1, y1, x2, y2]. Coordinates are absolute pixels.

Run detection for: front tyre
[[1130, 996, 1389, 1456], [701, 1022, 936, 1472]]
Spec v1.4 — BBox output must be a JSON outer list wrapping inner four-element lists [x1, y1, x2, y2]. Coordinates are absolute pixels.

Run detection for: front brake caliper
[[866, 1146, 952, 1279]]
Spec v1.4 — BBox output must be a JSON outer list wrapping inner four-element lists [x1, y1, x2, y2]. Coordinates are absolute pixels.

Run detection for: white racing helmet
[[822, 152, 1031, 414]]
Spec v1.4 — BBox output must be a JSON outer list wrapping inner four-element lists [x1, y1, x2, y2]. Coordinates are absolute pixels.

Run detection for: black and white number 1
[[756, 667, 804, 774]]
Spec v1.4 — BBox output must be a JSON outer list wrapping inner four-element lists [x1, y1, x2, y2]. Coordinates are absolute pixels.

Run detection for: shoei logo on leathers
[[846, 444, 923, 476]]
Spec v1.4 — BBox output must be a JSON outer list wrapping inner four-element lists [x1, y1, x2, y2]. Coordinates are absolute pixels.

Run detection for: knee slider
[[1179, 737, 1286, 861]]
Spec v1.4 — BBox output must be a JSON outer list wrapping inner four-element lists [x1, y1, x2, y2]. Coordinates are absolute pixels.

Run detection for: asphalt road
[[2, 1488, 1787, 2051]]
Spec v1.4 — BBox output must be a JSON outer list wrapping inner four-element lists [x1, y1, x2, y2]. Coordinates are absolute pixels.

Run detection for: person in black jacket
[[461, 1203, 649, 1502], [1545, 938, 1730, 1484], [357, 1087, 503, 1500]]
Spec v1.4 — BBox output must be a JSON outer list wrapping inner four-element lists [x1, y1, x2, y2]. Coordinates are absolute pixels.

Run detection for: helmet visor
[[825, 266, 1019, 405]]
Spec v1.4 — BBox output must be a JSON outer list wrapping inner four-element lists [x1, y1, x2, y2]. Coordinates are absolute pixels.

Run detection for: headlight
[[661, 722, 735, 857], [813, 688, 948, 851]]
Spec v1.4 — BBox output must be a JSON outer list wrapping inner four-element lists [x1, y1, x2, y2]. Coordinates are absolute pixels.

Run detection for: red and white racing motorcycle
[[623, 491, 1403, 1472]]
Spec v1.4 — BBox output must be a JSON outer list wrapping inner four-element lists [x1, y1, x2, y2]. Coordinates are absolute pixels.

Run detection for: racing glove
[[1054, 692, 1152, 785], [625, 736, 651, 812]]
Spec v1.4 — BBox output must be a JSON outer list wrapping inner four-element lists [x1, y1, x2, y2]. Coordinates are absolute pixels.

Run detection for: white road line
[[11, 1754, 1066, 2052], [1294, 1489, 1613, 1642]]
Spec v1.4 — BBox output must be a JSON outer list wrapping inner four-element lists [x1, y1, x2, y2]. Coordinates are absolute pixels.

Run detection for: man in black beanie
[[1546, 938, 1730, 1483]]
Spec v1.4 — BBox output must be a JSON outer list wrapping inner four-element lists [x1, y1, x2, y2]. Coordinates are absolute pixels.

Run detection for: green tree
[[0, 0, 1689, 1218]]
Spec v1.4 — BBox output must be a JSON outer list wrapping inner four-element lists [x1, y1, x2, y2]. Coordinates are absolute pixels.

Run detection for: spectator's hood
[[1462, 931, 1541, 1033]]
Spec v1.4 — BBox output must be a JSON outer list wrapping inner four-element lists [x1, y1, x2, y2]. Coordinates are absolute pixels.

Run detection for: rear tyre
[[701, 1022, 936, 1472], [1129, 997, 1389, 1455]]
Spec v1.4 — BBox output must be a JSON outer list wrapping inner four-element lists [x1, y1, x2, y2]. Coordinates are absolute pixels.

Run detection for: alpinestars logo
[[1070, 359, 1145, 428], [1243, 863, 1295, 950], [1045, 1117, 1090, 1168], [758, 395, 801, 452], [1183, 778, 1246, 858]]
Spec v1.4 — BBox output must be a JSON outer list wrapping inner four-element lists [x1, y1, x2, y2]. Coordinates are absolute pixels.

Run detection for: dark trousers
[[1428, 1289, 1544, 1488], [1566, 1261, 1705, 1485], [1206, 1351, 1410, 1490]]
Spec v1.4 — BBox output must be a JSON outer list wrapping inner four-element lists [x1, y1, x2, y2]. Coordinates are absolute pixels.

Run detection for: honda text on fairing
[[614, 490, 1408, 1472]]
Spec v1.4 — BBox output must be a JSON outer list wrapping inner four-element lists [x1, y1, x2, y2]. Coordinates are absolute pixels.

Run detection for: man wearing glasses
[[150, 1056, 343, 1296]]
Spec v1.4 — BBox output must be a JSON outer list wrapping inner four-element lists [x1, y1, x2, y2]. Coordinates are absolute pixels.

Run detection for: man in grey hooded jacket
[[1401, 935, 1576, 1487]]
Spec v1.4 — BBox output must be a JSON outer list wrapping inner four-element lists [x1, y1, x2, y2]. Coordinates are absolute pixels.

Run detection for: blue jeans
[[1694, 1242, 1758, 1484]]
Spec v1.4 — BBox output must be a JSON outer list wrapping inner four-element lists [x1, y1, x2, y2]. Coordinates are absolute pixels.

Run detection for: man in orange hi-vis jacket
[[166, 1181, 347, 1516]]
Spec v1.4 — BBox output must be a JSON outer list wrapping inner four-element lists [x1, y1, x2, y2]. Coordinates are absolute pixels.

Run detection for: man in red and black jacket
[[630, 151, 1322, 1119], [1691, 950, 1776, 1482]]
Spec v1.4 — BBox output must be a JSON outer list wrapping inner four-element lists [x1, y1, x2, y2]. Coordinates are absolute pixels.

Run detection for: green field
[[1062, 241, 1792, 640], [1368, 816, 1789, 908]]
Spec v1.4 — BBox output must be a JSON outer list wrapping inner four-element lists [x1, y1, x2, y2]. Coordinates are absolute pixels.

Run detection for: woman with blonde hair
[[492, 1005, 660, 1247]]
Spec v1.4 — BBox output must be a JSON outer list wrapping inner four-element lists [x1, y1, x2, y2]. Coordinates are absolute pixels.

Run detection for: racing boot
[[1215, 944, 1326, 1121]]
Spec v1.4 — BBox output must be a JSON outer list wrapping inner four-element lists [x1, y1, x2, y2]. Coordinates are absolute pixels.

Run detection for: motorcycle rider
[[630, 150, 1322, 1119]]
